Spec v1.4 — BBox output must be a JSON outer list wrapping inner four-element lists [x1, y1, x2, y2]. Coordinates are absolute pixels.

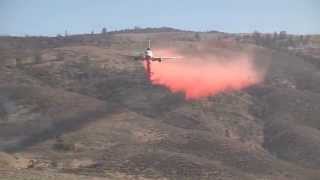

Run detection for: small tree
[[279, 31, 287, 39], [287, 35, 294, 47], [101, 27, 107, 34], [299, 35, 304, 41], [273, 32, 278, 41], [253, 31, 261, 45], [194, 32, 201, 41]]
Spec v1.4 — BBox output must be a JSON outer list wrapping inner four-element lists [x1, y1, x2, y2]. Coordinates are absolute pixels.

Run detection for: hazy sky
[[1, 0, 319, 36]]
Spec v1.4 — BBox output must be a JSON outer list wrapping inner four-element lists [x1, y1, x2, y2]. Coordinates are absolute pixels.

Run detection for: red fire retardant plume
[[144, 49, 263, 100]]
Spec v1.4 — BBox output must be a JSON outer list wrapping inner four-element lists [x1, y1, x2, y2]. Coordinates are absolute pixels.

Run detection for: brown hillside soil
[[1, 32, 320, 179]]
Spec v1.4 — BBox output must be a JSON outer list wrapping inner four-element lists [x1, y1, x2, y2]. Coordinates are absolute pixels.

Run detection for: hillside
[[1, 31, 320, 180]]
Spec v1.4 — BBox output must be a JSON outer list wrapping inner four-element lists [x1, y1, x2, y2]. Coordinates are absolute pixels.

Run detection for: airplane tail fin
[[148, 40, 151, 49]]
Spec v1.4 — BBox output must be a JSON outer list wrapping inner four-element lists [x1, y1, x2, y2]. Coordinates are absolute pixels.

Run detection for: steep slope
[[0, 33, 320, 179]]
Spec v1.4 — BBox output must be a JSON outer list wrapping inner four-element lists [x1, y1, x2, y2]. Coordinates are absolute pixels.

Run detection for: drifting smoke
[[144, 49, 264, 100]]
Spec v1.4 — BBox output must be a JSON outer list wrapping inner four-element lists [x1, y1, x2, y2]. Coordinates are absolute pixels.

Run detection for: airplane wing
[[119, 54, 143, 61], [152, 57, 179, 62]]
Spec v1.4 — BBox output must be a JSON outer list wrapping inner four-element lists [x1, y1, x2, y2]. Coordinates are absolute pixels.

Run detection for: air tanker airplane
[[134, 40, 179, 62]]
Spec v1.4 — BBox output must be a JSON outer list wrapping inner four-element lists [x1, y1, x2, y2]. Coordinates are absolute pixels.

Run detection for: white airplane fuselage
[[144, 49, 154, 60]]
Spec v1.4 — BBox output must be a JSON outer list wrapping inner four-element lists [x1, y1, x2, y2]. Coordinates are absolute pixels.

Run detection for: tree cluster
[[250, 31, 311, 49]]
